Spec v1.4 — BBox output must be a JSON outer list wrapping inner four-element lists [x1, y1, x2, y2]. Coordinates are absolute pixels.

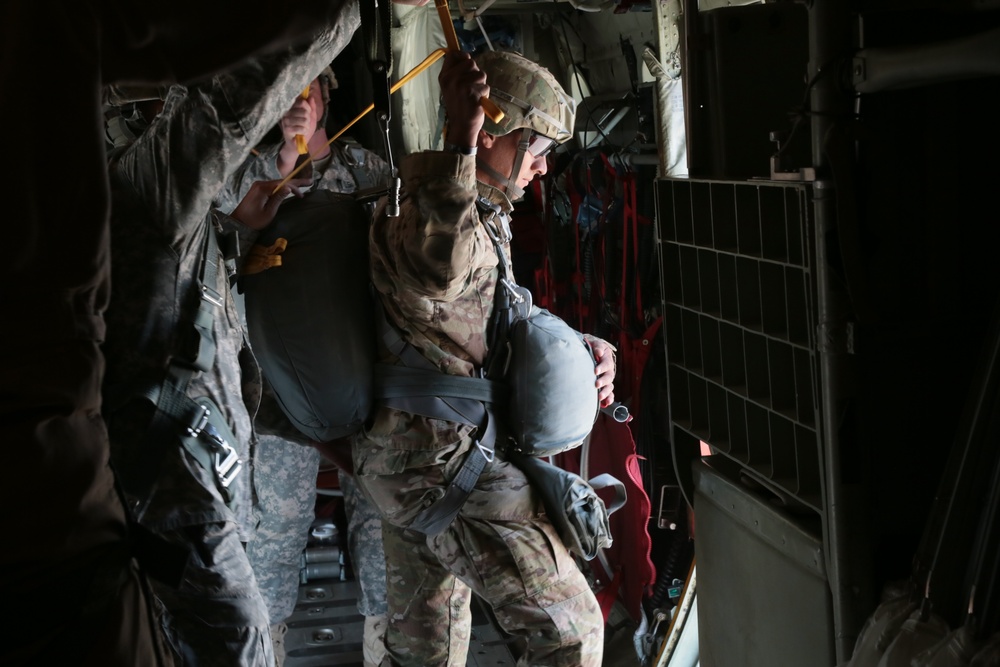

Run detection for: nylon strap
[[117, 227, 242, 519], [372, 294, 498, 536], [407, 410, 497, 536]]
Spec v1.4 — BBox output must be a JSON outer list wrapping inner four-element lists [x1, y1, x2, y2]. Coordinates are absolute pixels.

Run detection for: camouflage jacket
[[215, 137, 392, 215], [103, 9, 360, 536], [356, 151, 513, 484]]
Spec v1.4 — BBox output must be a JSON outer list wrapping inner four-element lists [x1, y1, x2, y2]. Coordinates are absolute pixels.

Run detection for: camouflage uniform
[[216, 136, 389, 214], [246, 434, 321, 623], [355, 148, 605, 666], [102, 9, 361, 666], [340, 470, 389, 619], [3, 2, 370, 664], [219, 138, 391, 628]]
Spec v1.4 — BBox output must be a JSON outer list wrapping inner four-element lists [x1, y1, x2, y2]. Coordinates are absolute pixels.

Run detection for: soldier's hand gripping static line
[[439, 50, 490, 151]]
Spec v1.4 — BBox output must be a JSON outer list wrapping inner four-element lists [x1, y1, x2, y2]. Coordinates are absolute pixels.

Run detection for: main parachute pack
[[240, 190, 376, 443]]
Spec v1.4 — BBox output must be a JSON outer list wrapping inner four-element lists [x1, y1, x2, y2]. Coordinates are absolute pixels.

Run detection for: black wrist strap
[[444, 142, 477, 156]]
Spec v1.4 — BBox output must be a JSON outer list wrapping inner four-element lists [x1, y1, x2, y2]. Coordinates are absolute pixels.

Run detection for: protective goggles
[[526, 132, 557, 158]]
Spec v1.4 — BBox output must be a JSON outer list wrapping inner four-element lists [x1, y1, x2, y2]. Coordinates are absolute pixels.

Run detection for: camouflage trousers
[[358, 442, 604, 667], [247, 434, 321, 623], [108, 415, 272, 667], [152, 519, 274, 667], [340, 469, 389, 617], [248, 435, 389, 622]]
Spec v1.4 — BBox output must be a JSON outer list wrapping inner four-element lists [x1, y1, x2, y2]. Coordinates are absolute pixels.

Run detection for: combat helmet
[[474, 50, 576, 199], [477, 50, 576, 145]]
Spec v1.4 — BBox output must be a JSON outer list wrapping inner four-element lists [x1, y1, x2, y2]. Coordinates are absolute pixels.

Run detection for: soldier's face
[[517, 141, 549, 188], [137, 99, 164, 124], [479, 131, 548, 191]]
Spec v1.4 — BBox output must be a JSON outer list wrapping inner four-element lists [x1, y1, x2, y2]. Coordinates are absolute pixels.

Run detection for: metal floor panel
[[284, 577, 518, 666]]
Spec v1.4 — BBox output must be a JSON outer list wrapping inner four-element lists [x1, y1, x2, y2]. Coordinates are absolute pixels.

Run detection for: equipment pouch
[[511, 453, 626, 561]]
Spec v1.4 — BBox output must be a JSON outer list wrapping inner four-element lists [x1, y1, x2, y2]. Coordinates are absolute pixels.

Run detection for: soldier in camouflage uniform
[[215, 68, 390, 213], [218, 68, 392, 667], [355, 50, 618, 667], [2, 3, 369, 664], [101, 10, 361, 666]]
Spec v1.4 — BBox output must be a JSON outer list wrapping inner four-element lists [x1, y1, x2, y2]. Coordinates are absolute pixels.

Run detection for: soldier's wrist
[[444, 142, 477, 156]]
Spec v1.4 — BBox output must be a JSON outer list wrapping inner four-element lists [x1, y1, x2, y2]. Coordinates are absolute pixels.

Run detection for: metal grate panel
[[657, 178, 822, 513]]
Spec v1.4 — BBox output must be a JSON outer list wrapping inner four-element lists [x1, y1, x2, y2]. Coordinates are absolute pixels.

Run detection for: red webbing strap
[[620, 172, 631, 331], [529, 178, 557, 311], [624, 171, 643, 326], [627, 316, 662, 419], [565, 164, 587, 331]]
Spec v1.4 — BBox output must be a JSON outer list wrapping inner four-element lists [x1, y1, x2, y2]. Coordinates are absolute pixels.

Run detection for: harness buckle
[[185, 404, 243, 490], [201, 283, 224, 308], [199, 422, 242, 489], [476, 440, 495, 464], [213, 440, 243, 489], [186, 404, 211, 437], [500, 278, 533, 320]]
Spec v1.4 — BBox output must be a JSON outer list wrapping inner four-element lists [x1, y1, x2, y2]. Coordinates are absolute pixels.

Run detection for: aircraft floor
[[284, 576, 519, 666]]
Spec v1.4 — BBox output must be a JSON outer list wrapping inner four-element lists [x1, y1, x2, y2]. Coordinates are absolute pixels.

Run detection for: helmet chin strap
[[476, 127, 533, 201]]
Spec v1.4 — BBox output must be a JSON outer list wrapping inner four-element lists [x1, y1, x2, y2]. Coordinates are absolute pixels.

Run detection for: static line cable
[[475, 15, 494, 52]]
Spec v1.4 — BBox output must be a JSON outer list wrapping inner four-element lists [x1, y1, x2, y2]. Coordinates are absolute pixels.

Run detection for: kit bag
[[511, 452, 626, 560], [240, 190, 376, 442], [506, 306, 600, 456]]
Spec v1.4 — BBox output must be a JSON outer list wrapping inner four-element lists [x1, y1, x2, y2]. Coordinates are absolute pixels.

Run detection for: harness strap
[[375, 364, 501, 403], [113, 227, 242, 518], [183, 229, 224, 373], [476, 196, 537, 380], [375, 363, 499, 427], [408, 410, 497, 536], [372, 296, 499, 536], [334, 140, 376, 192]]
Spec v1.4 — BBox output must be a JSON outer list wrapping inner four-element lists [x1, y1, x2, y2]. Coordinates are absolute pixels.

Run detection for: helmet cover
[[475, 50, 576, 144]]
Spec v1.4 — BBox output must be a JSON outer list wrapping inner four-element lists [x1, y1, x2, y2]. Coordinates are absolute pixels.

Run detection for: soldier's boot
[[363, 614, 387, 667], [270, 622, 288, 667]]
